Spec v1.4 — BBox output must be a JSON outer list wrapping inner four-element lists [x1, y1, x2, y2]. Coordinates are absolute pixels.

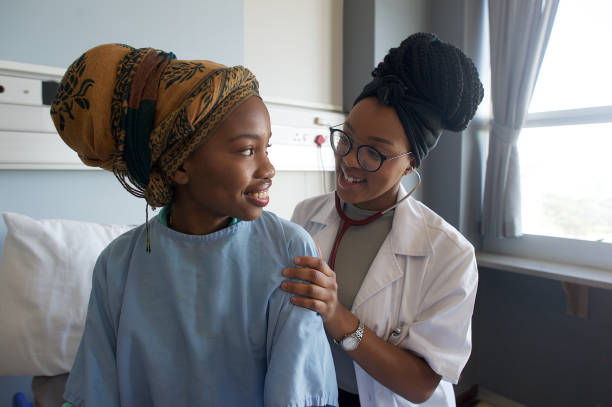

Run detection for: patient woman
[[49, 44, 337, 407]]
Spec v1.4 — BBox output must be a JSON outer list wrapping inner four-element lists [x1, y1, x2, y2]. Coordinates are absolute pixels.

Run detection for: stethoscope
[[328, 169, 421, 270], [328, 169, 421, 342]]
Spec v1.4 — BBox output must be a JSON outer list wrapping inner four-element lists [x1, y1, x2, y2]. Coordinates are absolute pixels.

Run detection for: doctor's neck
[[338, 180, 402, 213]]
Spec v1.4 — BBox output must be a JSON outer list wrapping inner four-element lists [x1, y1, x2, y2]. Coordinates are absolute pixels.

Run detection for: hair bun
[[373, 32, 484, 132]]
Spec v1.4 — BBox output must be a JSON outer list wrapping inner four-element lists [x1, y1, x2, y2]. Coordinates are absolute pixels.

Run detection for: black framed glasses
[[329, 127, 412, 172]]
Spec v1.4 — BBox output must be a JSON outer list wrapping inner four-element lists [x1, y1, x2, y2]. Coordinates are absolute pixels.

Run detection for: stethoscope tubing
[[328, 170, 421, 269]]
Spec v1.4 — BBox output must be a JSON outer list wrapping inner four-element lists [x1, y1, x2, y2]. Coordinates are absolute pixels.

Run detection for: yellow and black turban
[[50, 43, 260, 207]]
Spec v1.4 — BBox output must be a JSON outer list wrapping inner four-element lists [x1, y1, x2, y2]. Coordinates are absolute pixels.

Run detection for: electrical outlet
[[0, 75, 41, 105], [272, 125, 325, 146], [291, 132, 310, 144]]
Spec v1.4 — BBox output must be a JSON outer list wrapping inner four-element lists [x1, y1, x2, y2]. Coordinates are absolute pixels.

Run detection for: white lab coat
[[291, 185, 478, 407]]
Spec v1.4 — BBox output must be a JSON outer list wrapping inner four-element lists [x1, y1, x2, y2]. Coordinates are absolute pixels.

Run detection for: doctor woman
[[281, 33, 484, 407]]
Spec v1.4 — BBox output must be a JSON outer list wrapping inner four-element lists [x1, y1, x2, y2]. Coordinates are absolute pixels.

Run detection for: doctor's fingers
[[281, 280, 335, 303], [293, 256, 335, 277], [289, 295, 333, 318], [283, 267, 337, 289]]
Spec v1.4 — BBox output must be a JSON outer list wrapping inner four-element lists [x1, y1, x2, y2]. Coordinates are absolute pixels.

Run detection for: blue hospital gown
[[63, 211, 338, 407]]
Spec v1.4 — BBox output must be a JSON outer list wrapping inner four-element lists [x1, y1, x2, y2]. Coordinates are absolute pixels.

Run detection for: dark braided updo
[[355, 32, 484, 166], [373, 32, 483, 132]]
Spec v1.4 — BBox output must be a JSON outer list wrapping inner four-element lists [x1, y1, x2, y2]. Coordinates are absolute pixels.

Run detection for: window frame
[[482, 104, 612, 272]]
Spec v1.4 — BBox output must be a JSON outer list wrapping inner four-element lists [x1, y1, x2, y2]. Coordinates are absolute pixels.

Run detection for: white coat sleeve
[[401, 240, 478, 384]]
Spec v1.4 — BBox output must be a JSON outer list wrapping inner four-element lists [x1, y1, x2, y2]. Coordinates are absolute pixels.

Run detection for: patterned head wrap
[[51, 43, 260, 207]]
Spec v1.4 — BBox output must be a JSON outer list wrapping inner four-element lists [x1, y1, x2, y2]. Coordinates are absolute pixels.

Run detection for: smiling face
[[171, 96, 274, 234], [335, 97, 414, 211]]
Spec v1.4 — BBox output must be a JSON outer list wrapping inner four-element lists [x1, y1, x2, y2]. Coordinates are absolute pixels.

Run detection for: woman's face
[[172, 96, 274, 230], [335, 97, 413, 211]]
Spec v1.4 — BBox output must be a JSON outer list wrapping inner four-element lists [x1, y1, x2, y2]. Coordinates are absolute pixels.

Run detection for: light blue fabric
[[157, 206, 240, 227], [64, 212, 337, 407]]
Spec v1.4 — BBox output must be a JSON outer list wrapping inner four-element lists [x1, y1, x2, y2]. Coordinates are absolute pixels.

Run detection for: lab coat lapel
[[351, 234, 403, 312], [351, 185, 432, 312], [309, 194, 340, 264]]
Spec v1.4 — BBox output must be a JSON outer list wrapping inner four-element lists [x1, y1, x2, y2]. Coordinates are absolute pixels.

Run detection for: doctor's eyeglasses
[[329, 127, 413, 172]]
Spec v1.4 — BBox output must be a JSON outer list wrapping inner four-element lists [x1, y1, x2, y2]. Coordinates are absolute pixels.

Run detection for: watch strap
[[334, 320, 364, 346]]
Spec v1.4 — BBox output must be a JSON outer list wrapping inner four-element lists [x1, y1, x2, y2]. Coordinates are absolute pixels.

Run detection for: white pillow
[[0, 212, 134, 376]]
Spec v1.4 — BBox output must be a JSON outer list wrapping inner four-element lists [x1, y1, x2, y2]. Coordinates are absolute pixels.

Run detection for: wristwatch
[[335, 320, 365, 352]]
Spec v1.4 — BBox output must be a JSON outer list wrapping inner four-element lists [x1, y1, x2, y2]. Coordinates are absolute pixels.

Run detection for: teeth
[[345, 175, 364, 183], [248, 190, 269, 199], [342, 169, 365, 183]]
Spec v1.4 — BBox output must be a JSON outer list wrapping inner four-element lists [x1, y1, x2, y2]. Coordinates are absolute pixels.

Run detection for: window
[[519, 122, 612, 244], [486, 1, 612, 271], [519, 1, 612, 243]]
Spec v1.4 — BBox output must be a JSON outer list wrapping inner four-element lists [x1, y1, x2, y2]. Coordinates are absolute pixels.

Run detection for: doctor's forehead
[[344, 121, 395, 147], [347, 98, 403, 136]]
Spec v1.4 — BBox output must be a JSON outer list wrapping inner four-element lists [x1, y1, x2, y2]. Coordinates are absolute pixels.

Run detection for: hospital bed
[[0, 212, 134, 406]]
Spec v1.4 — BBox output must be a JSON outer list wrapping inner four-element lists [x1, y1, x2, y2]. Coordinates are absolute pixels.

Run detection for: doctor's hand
[[282, 256, 361, 341], [281, 256, 342, 323]]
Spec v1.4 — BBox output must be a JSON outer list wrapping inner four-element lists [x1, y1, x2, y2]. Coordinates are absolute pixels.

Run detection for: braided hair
[[355, 32, 484, 166], [374, 32, 483, 132]]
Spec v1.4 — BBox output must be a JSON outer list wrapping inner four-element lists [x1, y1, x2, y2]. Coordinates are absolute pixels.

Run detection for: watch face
[[341, 336, 359, 351]]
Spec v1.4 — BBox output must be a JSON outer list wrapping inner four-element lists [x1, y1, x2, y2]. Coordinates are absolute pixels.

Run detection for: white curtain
[[482, 0, 559, 238]]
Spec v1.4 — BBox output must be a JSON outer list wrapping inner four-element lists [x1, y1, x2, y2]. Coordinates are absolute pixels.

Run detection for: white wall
[[374, 0, 430, 63], [244, 0, 344, 218], [244, 0, 343, 110], [0, 0, 243, 68], [266, 171, 335, 220]]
